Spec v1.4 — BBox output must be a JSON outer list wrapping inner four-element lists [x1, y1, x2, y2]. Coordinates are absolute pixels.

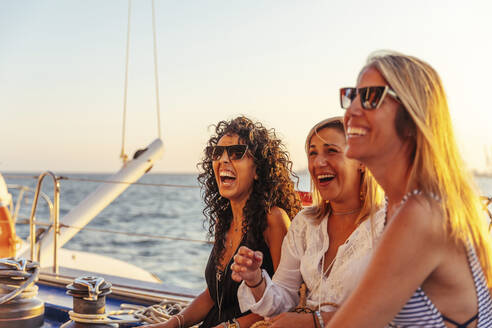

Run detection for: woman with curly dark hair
[[142, 116, 302, 328]]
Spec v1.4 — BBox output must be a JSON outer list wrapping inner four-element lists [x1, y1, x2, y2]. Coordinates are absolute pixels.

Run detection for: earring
[[359, 163, 365, 174]]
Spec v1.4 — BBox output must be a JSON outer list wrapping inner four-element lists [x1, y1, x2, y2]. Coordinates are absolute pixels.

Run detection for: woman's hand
[[139, 316, 182, 328], [231, 246, 263, 284], [139, 320, 174, 328], [267, 312, 314, 328]]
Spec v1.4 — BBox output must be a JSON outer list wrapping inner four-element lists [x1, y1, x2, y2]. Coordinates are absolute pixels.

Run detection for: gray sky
[[1, 0, 491, 173]]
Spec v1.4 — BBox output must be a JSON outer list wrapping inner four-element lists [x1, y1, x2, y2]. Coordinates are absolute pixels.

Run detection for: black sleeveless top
[[200, 235, 274, 328]]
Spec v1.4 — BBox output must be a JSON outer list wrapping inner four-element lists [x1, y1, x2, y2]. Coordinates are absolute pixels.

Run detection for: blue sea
[[4, 173, 492, 291]]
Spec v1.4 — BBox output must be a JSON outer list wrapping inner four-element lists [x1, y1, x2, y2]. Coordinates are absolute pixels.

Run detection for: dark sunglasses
[[209, 144, 249, 161], [340, 86, 399, 110]]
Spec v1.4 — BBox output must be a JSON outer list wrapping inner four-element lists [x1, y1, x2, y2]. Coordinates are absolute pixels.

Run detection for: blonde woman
[[325, 51, 492, 327], [231, 117, 384, 328]]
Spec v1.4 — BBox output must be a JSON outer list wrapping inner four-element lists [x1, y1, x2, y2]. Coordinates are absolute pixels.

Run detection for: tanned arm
[[325, 197, 446, 328]]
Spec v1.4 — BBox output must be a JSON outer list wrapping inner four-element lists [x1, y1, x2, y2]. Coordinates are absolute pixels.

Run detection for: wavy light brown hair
[[304, 117, 384, 225], [198, 116, 302, 267], [363, 50, 492, 286]]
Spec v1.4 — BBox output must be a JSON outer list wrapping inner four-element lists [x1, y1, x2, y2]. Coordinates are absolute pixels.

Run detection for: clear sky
[[1, 0, 491, 174]]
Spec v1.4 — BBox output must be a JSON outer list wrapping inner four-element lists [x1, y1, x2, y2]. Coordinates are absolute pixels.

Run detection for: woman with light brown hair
[[231, 117, 384, 328], [324, 51, 492, 327]]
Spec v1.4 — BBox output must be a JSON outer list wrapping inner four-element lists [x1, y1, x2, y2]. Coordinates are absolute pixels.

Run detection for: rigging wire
[[152, 0, 162, 139], [120, 0, 163, 163], [120, 0, 132, 164]]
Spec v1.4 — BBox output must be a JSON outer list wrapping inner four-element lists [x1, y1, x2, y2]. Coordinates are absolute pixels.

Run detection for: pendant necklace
[[215, 265, 227, 321], [217, 230, 244, 320]]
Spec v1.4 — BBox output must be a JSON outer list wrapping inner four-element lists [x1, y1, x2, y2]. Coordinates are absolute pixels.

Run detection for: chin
[[345, 146, 359, 159], [318, 190, 336, 202], [218, 189, 233, 200], [345, 144, 363, 161]]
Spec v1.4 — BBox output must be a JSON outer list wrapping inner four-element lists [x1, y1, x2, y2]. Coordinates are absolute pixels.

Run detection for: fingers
[[233, 249, 263, 270], [233, 254, 253, 267], [231, 247, 264, 284], [253, 251, 263, 263], [231, 270, 242, 282], [237, 245, 253, 255], [234, 248, 263, 265]]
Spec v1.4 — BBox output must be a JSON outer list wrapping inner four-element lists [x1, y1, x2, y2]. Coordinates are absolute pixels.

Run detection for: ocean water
[[4, 173, 492, 291]]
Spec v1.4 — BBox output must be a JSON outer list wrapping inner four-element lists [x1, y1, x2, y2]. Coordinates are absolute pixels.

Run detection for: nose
[[344, 93, 363, 126], [313, 154, 328, 168], [346, 93, 364, 116], [217, 149, 230, 163]]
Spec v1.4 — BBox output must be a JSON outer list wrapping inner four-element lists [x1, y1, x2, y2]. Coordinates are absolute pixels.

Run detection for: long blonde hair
[[304, 117, 384, 224], [365, 51, 492, 286]]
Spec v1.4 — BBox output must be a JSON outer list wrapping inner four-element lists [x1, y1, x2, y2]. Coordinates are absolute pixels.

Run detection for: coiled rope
[[60, 300, 199, 328]]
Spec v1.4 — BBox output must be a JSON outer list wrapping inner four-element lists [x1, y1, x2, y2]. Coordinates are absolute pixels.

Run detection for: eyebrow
[[309, 143, 341, 149]]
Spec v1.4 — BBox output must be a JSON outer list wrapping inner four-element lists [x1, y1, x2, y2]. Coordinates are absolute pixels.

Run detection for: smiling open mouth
[[347, 126, 367, 137], [318, 174, 335, 183], [219, 171, 236, 183]]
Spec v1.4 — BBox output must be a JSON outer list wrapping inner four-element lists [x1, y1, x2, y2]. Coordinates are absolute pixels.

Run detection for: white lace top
[[238, 206, 386, 317]]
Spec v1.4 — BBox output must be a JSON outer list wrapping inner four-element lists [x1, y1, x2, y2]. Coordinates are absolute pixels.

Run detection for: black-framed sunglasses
[[340, 86, 400, 110], [209, 144, 249, 161]]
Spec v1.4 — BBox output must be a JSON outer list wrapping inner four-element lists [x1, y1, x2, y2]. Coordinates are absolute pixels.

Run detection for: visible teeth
[[220, 170, 236, 178], [318, 174, 335, 183], [318, 174, 335, 179], [347, 127, 367, 136]]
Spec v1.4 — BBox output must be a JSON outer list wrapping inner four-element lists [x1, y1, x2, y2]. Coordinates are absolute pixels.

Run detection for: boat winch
[[64, 276, 116, 328], [0, 258, 44, 328]]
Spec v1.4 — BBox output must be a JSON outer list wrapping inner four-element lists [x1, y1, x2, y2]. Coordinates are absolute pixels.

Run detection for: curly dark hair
[[197, 116, 302, 268]]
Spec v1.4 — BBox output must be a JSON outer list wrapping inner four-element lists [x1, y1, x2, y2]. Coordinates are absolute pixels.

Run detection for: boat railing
[[6, 184, 53, 224], [15, 218, 213, 244], [7, 174, 214, 246], [6, 173, 492, 257], [27, 171, 60, 275]]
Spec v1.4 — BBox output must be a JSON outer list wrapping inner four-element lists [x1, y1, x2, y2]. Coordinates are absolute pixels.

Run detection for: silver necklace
[[216, 230, 243, 320], [215, 265, 228, 321]]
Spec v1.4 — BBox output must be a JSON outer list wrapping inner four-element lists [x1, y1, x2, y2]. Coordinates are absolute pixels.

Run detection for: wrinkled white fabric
[[238, 207, 385, 317]]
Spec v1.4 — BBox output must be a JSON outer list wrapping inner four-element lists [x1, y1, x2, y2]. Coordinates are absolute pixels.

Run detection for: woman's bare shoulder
[[389, 193, 447, 246], [266, 206, 290, 229]]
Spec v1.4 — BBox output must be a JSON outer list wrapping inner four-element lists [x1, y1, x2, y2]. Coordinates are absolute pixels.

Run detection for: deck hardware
[[65, 275, 116, 327], [0, 258, 44, 327]]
